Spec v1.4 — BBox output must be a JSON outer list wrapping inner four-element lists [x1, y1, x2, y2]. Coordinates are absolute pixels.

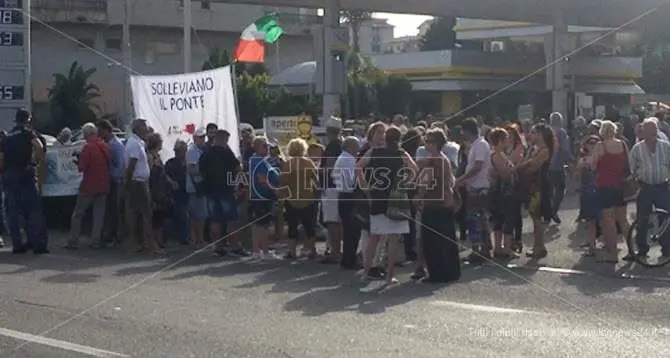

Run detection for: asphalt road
[[0, 199, 669, 358]]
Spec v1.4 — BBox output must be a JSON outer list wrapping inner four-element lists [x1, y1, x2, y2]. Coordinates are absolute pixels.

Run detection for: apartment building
[[351, 17, 393, 54], [30, 0, 317, 118]]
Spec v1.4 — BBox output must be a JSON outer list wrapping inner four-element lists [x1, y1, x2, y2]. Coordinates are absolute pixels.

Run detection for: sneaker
[[262, 251, 282, 260], [213, 248, 228, 257], [0, 237, 4, 248], [251, 252, 262, 260], [230, 248, 251, 257], [33, 248, 50, 255], [63, 242, 78, 250]]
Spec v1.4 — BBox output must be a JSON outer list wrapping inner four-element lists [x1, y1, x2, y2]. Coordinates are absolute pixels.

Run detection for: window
[[144, 48, 155, 64], [201, 0, 211, 9], [77, 37, 95, 49], [105, 38, 122, 51], [371, 44, 381, 53], [153, 41, 177, 54]]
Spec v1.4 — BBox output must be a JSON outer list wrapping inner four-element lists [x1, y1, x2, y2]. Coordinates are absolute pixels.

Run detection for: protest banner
[[42, 141, 84, 197], [130, 66, 239, 159]]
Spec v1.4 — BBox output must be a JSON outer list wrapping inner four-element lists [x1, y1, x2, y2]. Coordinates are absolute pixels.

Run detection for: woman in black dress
[[413, 128, 460, 283]]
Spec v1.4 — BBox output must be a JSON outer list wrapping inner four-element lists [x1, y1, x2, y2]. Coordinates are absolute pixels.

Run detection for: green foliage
[[46, 61, 100, 132], [419, 17, 456, 51], [202, 48, 231, 70], [345, 53, 412, 118], [376, 74, 413, 116], [235, 72, 270, 128]]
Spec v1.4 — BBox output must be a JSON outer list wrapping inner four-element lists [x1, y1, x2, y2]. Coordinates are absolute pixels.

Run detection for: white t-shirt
[[465, 136, 491, 190], [124, 134, 150, 181]]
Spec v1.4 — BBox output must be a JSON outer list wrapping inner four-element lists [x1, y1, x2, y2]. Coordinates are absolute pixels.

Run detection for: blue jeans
[[3, 170, 47, 250], [169, 194, 189, 245], [635, 183, 670, 255]]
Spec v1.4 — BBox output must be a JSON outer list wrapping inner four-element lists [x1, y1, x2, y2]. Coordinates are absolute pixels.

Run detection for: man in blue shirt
[[248, 136, 280, 260], [97, 120, 126, 245], [548, 112, 573, 224]]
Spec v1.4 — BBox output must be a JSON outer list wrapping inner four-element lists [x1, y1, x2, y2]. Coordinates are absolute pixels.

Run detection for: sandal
[[525, 249, 548, 259], [410, 268, 426, 280]]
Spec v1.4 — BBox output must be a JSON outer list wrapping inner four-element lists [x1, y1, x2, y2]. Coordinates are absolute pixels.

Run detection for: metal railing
[[32, 0, 106, 11]]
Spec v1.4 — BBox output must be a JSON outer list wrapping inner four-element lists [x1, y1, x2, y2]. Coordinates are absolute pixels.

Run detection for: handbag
[[386, 166, 411, 221]]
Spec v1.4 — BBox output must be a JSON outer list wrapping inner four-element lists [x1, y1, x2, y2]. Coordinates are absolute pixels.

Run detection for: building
[[381, 18, 432, 54], [30, 0, 317, 121], [383, 36, 420, 54], [349, 17, 394, 55], [272, 13, 644, 120]]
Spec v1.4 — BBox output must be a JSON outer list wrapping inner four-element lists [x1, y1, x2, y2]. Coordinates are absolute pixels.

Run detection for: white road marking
[[0, 327, 129, 357], [431, 300, 545, 314], [506, 264, 588, 275]]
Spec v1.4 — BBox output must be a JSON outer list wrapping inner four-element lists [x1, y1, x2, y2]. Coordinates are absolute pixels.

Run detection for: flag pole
[[231, 60, 242, 130]]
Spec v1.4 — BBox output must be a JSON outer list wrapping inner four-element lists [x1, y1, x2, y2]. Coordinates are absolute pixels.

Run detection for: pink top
[[465, 136, 492, 190]]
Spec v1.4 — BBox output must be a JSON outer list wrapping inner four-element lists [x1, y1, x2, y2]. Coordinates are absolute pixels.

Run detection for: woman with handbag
[[413, 128, 461, 283], [488, 128, 521, 259], [357, 126, 418, 284]]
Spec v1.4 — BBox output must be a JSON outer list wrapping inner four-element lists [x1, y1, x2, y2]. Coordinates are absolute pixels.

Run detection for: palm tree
[[341, 10, 372, 117], [340, 10, 372, 53], [48, 61, 101, 131]]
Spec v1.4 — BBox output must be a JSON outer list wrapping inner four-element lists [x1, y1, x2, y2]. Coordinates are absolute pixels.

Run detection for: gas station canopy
[[212, 0, 670, 30]]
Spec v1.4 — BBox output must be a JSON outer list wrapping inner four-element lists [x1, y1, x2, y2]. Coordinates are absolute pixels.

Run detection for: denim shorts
[[207, 195, 237, 223], [580, 189, 601, 220], [188, 195, 208, 220], [596, 187, 625, 210]]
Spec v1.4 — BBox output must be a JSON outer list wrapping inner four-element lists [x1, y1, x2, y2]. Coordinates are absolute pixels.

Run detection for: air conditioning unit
[[490, 41, 505, 52]]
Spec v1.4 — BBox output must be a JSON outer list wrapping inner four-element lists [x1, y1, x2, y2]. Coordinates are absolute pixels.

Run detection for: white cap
[[194, 127, 206, 137], [325, 116, 342, 129]]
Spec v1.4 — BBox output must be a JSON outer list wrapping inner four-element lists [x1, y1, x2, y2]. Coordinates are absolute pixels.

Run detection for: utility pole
[[122, 0, 132, 126], [183, 0, 192, 73]]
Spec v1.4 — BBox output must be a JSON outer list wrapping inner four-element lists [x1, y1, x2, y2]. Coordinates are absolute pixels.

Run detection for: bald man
[[628, 118, 670, 259]]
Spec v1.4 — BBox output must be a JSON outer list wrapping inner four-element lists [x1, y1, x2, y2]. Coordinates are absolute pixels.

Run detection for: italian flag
[[234, 14, 284, 63]]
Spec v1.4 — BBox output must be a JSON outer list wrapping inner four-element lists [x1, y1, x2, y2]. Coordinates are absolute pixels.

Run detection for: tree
[[202, 47, 231, 70], [341, 10, 372, 118], [376, 74, 413, 116], [419, 17, 456, 51], [235, 72, 270, 128], [340, 10, 372, 53], [47, 61, 100, 132]]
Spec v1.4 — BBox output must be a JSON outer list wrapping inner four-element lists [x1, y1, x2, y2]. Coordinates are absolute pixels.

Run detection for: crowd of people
[[1, 108, 669, 285]]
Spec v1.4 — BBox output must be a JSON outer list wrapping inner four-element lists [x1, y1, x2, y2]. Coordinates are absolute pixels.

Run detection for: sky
[[374, 13, 433, 37]]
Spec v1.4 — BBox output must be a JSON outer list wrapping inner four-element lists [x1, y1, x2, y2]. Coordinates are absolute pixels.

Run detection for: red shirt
[[78, 137, 111, 195]]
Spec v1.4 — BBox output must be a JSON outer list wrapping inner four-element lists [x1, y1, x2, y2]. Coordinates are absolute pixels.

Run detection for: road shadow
[[282, 278, 443, 317]]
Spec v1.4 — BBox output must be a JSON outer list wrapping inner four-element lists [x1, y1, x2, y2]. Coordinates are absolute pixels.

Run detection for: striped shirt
[[629, 139, 670, 185]]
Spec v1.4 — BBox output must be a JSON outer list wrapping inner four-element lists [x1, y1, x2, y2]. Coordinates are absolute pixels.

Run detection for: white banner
[[130, 66, 240, 160], [42, 142, 85, 197]]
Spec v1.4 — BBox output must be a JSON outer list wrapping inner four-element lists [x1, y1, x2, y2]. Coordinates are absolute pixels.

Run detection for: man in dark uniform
[[0, 109, 49, 254]]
